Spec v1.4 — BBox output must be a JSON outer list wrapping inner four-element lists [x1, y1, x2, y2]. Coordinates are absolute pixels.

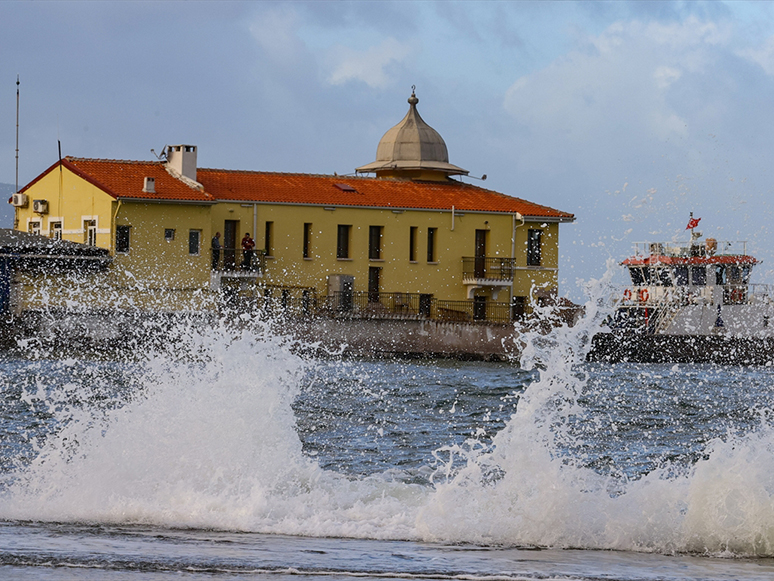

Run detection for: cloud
[[738, 35, 774, 75], [325, 37, 414, 89], [502, 17, 733, 171], [249, 6, 307, 68]]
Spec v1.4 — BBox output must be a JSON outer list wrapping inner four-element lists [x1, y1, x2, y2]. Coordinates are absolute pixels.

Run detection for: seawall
[[0, 309, 523, 361]]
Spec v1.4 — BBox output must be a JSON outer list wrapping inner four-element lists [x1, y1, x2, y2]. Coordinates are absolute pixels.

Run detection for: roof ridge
[[67, 156, 162, 165], [199, 167, 371, 179], [198, 167, 479, 186]]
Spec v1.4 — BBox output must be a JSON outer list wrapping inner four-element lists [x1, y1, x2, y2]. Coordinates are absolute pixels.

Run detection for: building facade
[[11, 93, 574, 321]]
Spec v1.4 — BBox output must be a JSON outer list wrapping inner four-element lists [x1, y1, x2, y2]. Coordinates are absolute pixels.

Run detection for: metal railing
[[321, 292, 524, 324], [211, 248, 264, 272], [217, 287, 578, 326], [461, 257, 516, 281], [631, 240, 750, 258]]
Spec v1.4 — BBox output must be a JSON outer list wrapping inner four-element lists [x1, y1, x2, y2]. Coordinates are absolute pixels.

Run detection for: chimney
[[165, 144, 197, 182], [143, 177, 156, 193]]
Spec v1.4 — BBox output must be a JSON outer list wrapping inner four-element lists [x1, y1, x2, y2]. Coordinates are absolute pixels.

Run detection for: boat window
[[629, 267, 646, 286], [674, 266, 689, 286], [742, 266, 752, 284], [691, 266, 707, 286], [657, 269, 673, 286], [726, 265, 741, 284], [715, 265, 726, 286]]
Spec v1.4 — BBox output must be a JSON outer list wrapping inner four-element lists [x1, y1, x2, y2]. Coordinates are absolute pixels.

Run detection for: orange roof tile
[[197, 169, 574, 220], [23, 158, 573, 220], [21, 158, 215, 203]]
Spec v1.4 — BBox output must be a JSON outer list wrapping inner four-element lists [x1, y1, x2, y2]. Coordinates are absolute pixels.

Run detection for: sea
[[2, 281, 774, 580]]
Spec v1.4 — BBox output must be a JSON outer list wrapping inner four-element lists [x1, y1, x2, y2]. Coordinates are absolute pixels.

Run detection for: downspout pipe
[[111, 199, 123, 254], [511, 212, 524, 259], [511, 212, 524, 306]]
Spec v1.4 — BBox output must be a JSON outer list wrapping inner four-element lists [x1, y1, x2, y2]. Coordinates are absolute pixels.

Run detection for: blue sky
[[3, 0, 774, 299]]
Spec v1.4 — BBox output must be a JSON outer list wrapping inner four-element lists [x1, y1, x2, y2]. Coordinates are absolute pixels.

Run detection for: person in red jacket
[[241, 233, 255, 270]]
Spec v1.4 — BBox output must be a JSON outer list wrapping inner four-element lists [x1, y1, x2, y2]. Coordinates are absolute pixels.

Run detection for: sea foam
[[2, 269, 774, 556]]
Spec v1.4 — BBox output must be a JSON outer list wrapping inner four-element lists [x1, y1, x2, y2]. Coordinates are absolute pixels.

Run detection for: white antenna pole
[[15, 75, 20, 193]]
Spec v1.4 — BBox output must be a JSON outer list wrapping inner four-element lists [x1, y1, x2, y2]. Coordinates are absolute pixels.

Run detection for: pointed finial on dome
[[408, 85, 418, 106], [355, 88, 468, 180]]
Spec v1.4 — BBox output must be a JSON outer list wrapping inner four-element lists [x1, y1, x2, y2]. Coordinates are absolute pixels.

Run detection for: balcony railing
[[211, 248, 264, 272], [320, 291, 430, 319], [219, 287, 583, 326], [462, 257, 516, 281], [319, 291, 525, 324]]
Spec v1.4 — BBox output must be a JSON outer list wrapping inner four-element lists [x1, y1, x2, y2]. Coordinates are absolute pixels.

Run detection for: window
[[409, 226, 418, 262], [265, 221, 274, 257], [337, 224, 351, 259], [164, 228, 175, 242], [303, 223, 312, 258], [188, 229, 201, 255], [116, 225, 131, 253], [675, 266, 689, 286], [29, 221, 41, 235], [369, 225, 383, 260], [527, 229, 542, 266], [84, 220, 97, 246], [368, 266, 381, 302], [50, 221, 63, 240], [427, 228, 437, 262], [691, 266, 707, 286]]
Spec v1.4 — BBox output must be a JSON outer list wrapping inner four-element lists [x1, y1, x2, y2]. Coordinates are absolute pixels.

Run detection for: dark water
[[2, 319, 774, 580]]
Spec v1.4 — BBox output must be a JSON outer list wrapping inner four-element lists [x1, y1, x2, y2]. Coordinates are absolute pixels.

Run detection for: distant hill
[[0, 183, 14, 228]]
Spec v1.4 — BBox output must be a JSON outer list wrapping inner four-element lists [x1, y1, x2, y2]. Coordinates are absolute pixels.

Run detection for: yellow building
[[11, 92, 574, 321]]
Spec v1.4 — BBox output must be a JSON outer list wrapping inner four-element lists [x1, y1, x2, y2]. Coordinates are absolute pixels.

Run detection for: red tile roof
[[199, 169, 574, 220], [24, 158, 574, 221], [66, 158, 216, 202]]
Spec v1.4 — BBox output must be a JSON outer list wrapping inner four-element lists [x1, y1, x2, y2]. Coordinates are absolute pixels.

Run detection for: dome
[[356, 91, 468, 179]]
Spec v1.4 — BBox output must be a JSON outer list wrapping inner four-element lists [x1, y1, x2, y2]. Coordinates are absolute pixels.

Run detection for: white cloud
[[738, 35, 774, 75], [325, 37, 413, 89], [249, 7, 307, 67], [502, 18, 731, 170]]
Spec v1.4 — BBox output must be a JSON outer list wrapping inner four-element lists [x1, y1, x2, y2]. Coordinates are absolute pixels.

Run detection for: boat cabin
[[622, 235, 757, 306], [613, 232, 762, 333]]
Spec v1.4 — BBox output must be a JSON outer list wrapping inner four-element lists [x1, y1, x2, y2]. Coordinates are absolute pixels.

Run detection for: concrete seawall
[[289, 318, 522, 360], [0, 309, 524, 361]]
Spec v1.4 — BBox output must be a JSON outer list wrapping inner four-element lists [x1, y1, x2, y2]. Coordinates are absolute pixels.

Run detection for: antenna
[[15, 75, 19, 193], [150, 146, 168, 161]]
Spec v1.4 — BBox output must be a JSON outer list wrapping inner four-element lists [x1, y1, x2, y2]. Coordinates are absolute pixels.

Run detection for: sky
[[3, 0, 774, 300]]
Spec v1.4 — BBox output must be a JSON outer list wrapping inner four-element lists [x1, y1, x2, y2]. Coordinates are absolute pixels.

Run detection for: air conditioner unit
[[33, 199, 49, 214], [11, 193, 28, 207]]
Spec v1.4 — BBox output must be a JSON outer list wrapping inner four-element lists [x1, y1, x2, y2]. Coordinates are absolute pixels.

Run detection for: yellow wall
[[15, 169, 115, 248], [15, 166, 563, 311], [215, 202, 561, 303], [14, 168, 215, 311]]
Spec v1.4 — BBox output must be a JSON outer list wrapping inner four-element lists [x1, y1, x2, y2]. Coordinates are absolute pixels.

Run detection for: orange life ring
[[639, 289, 649, 302], [730, 288, 743, 302], [623, 289, 632, 301]]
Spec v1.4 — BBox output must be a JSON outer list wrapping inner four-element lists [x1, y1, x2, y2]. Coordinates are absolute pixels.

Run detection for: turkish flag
[[686, 217, 701, 230]]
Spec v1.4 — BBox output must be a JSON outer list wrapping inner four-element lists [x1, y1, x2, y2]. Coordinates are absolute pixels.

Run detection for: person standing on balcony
[[211, 232, 221, 270], [242, 232, 255, 270]]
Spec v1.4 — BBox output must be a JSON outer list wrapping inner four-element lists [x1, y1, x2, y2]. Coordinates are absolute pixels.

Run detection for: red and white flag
[[686, 217, 701, 230]]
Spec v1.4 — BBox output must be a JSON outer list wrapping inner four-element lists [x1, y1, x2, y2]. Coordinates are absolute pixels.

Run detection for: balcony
[[461, 257, 516, 299], [210, 248, 264, 289]]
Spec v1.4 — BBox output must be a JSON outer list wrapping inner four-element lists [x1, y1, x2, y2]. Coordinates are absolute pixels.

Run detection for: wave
[[1, 267, 774, 557]]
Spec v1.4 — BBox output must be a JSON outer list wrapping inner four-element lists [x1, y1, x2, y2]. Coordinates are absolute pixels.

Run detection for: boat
[[589, 216, 774, 364]]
